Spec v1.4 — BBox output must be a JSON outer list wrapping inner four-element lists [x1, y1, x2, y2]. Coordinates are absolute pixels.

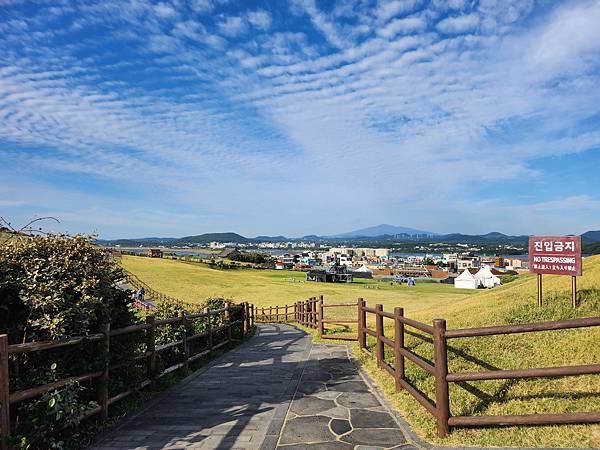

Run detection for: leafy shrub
[[0, 234, 135, 342], [0, 234, 138, 448]]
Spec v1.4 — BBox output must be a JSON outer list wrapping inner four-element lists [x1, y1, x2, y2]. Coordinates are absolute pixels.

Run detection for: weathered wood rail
[[358, 300, 600, 437], [253, 295, 600, 436], [124, 271, 198, 311], [255, 296, 359, 341], [0, 302, 256, 450]]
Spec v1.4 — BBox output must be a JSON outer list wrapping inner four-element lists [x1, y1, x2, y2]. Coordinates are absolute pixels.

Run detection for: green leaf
[[48, 397, 56, 408]]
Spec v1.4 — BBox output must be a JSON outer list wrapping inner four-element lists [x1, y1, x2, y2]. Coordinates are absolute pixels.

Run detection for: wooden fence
[[358, 299, 600, 437], [0, 302, 256, 450], [233, 296, 600, 435], [255, 296, 359, 341], [124, 272, 192, 309]]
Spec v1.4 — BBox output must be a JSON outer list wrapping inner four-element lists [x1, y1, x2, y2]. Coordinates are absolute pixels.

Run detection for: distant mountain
[[178, 232, 251, 244], [582, 230, 600, 244], [432, 233, 528, 244], [254, 235, 289, 242], [97, 228, 600, 248], [330, 224, 436, 239]]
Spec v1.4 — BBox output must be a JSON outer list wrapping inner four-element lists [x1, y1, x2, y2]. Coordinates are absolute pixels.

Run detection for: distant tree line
[[584, 242, 600, 255], [228, 251, 273, 264]]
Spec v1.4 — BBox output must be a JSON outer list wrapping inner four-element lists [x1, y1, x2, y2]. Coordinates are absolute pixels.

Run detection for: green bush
[[0, 234, 138, 449]]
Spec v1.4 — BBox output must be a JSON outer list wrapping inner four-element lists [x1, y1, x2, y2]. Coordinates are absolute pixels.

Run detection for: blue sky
[[1, 0, 599, 239]]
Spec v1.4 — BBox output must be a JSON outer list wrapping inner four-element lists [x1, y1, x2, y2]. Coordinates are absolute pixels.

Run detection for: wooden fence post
[[100, 323, 110, 421], [433, 319, 450, 438], [318, 296, 324, 338], [375, 304, 384, 368], [304, 300, 308, 327], [358, 298, 366, 349], [179, 312, 189, 374], [224, 302, 232, 343], [250, 304, 254, 327], [311, 298, 316, 328], [394, 307, 405, 391], [244, 302, 250, 335], [269, 306, 273, 322], [0, 335, 10, 450], [285, 304, 289, 322], [204, 307, 213, 352], [146, 315, 156, 389]]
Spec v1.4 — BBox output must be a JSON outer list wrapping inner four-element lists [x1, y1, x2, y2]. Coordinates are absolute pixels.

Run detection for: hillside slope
[[362, 255, 600, 448]]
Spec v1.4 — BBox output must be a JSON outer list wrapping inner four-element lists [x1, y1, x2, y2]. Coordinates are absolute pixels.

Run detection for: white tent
[[355, 265, 372, 273], [474, 267, 501, 289], [454, 269, 477, 289]]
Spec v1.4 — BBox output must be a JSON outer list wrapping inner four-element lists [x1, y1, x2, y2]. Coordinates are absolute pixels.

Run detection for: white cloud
[[377, 17, 427, 38], [189, 0, 214, 14], [217, 15, 246, 37], [436, 13, 479, 34], [375, 0, 420, 23], [154, 2, 177, 19], [1, 0, 600, 236], [530, 1, 600, 69], [247, 10, 272, 30], [290, 0, 348, 48]]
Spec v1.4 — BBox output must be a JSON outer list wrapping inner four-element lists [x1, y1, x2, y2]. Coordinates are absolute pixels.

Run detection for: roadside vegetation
[[0, 235, 246, 449]]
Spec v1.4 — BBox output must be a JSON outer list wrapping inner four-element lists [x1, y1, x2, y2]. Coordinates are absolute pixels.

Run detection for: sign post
[[529, 236, 582, 308]]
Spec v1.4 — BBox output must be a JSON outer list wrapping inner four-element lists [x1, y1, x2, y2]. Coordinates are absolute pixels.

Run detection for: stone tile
[[341, 428, 406, 447], [278, 442, 353, 449], [320, 406, 350, 420], [278, 416, 335, 445], [326, 380, 370, 392], [289, 396, 336, 416], [337, 392, 381, 409], [350, 409, 400, 429], [330, 418, 352, 436]]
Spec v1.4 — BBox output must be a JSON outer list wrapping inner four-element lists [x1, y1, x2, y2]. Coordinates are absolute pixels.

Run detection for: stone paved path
[[90, 324, 548, 450], [91, 324, 312, 450], [275, 343, 423, 450]]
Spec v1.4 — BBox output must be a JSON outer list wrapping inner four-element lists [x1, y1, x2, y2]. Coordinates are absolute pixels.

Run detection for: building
[[149, 249, 163, 258], [307, 264, 353, 283], [504, 257, 529, 269], [457, 256, 480, 271]]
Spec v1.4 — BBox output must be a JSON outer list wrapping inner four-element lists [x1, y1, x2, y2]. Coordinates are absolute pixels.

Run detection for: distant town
[[102, 225, 600, 290]]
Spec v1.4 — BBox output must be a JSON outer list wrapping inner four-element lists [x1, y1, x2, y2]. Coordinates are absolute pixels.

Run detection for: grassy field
[[121, 254, 600, 448], [120, 255, 477, 314]]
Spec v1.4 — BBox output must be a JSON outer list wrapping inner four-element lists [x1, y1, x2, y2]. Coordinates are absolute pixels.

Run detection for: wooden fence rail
[[358, 301, 600, 437], [0, 302, 256, 450], [254, 296, 359, 341]]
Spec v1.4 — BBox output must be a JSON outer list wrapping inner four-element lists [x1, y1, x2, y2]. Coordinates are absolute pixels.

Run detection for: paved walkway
[[91, 323, 425, 449], [90, 323, 574, 450], [91, 324, 312, 449]]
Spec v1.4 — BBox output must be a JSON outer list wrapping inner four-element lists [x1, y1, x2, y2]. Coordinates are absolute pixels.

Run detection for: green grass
[[120, 255, 476, 314], [121, 254, 600, 448]]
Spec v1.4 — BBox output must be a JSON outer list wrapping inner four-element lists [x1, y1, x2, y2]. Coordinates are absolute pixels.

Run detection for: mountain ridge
[[96, 226, 600, 247]]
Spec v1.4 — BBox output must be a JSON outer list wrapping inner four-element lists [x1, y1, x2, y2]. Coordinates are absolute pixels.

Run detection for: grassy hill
[[119, 255, 477, 314], [121, 254, 600, 447], [354, 256, 600, 448]]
